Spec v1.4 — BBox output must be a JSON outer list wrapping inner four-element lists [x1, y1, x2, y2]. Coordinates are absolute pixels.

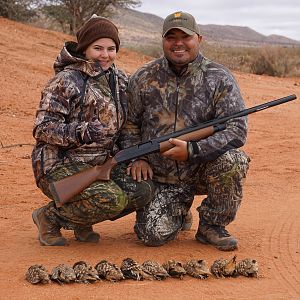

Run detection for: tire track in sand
[[268, 210, 300, 298]]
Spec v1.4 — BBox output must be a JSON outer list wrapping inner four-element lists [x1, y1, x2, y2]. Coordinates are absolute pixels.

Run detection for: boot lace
[[212, 225, 230, 238]]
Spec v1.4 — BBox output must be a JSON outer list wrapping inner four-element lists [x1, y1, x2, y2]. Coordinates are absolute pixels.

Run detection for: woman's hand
[[127, 159, 153, 182]]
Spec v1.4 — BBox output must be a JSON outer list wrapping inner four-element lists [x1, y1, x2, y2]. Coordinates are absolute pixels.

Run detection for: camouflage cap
[[162, 11, 200, 37]]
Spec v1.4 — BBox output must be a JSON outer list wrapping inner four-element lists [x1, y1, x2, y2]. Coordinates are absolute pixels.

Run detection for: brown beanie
[[76, 15, 120, 53]]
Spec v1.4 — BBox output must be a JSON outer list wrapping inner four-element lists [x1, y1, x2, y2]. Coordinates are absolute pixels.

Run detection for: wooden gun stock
[[49, 158, 118, 207]]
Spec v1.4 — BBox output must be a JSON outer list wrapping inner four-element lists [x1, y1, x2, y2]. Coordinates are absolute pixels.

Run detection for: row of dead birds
[[26, 255, 259, 285]]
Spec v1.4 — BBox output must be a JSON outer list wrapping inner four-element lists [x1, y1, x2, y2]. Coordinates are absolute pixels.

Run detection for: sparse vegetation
[[126, 43, 163, 58], [199, 43, 300, 77], [248, 46, 300, 77], [1, 2, 299, 77], [40, 0, 141, 34], [0, 0, 36, 22], [127, 41, 300, 77], [0, 0, 141, 34], [204, 44, 300, 77]]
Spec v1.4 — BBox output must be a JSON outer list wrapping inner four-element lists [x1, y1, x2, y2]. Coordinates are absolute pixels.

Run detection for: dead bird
[[211, 255, 237, 278], [163, 259, 187, 279], [236, 258, 259, 278], [142, 260, 170, 280], [25, 264, 50, 284], [73, 261, 100, 283], [50, 263, 76, 284], [184, 259, 211, 279], [95, 260, 124, 282], [120, 258, 152, 281]]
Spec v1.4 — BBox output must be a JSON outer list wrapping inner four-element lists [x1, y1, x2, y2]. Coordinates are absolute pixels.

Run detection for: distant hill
[[111, 8, 300, 49]]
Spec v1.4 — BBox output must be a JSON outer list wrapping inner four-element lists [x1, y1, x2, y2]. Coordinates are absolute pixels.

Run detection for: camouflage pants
[[38, 162, 154, 230], [134, 149, 250, 246]]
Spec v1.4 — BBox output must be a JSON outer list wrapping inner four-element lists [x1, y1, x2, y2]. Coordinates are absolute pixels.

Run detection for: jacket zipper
[[174, 80, 181, 180]]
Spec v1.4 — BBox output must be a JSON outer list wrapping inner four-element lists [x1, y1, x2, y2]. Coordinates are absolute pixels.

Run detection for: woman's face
[[84, 38, 117, 70]]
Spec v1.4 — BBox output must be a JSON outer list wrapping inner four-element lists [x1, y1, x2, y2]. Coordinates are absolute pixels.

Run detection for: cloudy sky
[[136, 0, 300, 41]]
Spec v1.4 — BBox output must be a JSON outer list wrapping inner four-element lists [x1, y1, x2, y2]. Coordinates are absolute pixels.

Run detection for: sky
[[136, 0, 300, 41]]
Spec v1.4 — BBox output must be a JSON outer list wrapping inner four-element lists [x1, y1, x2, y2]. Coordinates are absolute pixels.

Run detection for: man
[[121, 11, 250, 251]]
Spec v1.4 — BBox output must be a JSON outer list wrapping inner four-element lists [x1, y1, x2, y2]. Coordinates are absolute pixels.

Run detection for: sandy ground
[[0, 17, 299, 300]]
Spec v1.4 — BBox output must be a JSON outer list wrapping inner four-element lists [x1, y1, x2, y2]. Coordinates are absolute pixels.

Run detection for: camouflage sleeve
[[33, 73, 82, 147], [118, 74, 144, 149], [189, 72, 248, 162]]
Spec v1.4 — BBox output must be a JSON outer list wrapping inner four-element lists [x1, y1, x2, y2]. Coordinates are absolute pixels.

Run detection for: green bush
[[0, 0, 36, 22]]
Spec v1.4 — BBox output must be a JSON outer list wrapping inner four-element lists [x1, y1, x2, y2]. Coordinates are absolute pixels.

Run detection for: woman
[[31, 15, 154, 246]]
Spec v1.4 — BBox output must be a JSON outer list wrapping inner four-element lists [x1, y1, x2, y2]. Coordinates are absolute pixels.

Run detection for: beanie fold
[[76, 17, 120, 53]]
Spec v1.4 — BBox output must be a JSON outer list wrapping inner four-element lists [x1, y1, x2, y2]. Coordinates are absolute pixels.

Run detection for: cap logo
[[174, 12, 181, 18]]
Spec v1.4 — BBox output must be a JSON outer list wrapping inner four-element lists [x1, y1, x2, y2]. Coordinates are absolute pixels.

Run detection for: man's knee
[[134, 180, 155, 209], [134, 222, 179, 247], [207, 149, 250, 178]]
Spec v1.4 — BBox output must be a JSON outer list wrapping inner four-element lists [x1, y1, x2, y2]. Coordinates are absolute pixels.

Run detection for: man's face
[[163, 29, 202, 68]]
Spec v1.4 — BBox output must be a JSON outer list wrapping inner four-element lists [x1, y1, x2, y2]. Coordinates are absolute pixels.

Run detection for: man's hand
[[162, 138, 188, 161], [127, 159, 153, 182]]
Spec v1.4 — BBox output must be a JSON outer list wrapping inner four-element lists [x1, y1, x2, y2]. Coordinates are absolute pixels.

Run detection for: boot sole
[[181, 221, 193, 231], [195, 233, 238, 251], [32, 209, 66, 246], [74, 232, 100, 243]]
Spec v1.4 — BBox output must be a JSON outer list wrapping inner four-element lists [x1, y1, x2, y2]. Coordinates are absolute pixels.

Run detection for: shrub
[[249, 47, 293, 77], [201, 43, 300, 77]]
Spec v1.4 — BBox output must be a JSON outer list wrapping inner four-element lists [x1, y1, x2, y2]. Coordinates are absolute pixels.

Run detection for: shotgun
[[49, 94, 297, 207]]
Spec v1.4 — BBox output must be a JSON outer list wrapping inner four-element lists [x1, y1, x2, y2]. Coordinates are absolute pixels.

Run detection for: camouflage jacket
[[32, 42, 128, 184], [120, 54, 247, 183]]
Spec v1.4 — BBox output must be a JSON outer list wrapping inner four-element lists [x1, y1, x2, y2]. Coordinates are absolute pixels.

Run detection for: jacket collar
[[54, 41, 117, 78], [162, 53, 204, 77]]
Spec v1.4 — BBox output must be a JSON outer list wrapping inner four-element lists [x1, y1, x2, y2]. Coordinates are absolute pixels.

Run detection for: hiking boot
[[181, 210, 193, 231], [32, 207, 67, 246], [195, 223, 238, 251], [74, 226, 100, 243]]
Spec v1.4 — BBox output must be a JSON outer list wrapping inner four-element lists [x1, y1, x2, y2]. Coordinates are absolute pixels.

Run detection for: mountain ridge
[[111, 8, 300, 48]]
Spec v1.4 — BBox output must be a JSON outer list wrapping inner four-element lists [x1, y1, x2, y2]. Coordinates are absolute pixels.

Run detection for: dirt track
[[0, 17, 299, 299]]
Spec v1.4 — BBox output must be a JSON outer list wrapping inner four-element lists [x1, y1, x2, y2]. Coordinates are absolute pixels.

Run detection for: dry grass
[[132, 41, 300, 78], [201, 43, 300, 77], [28, 13, 300, 78]]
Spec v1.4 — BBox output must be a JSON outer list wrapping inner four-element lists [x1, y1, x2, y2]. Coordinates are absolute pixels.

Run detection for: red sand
[[0, 17, 299, 299]]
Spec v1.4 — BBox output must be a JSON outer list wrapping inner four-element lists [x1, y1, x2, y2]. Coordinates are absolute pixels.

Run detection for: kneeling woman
[[31, 15, 154, 246]]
